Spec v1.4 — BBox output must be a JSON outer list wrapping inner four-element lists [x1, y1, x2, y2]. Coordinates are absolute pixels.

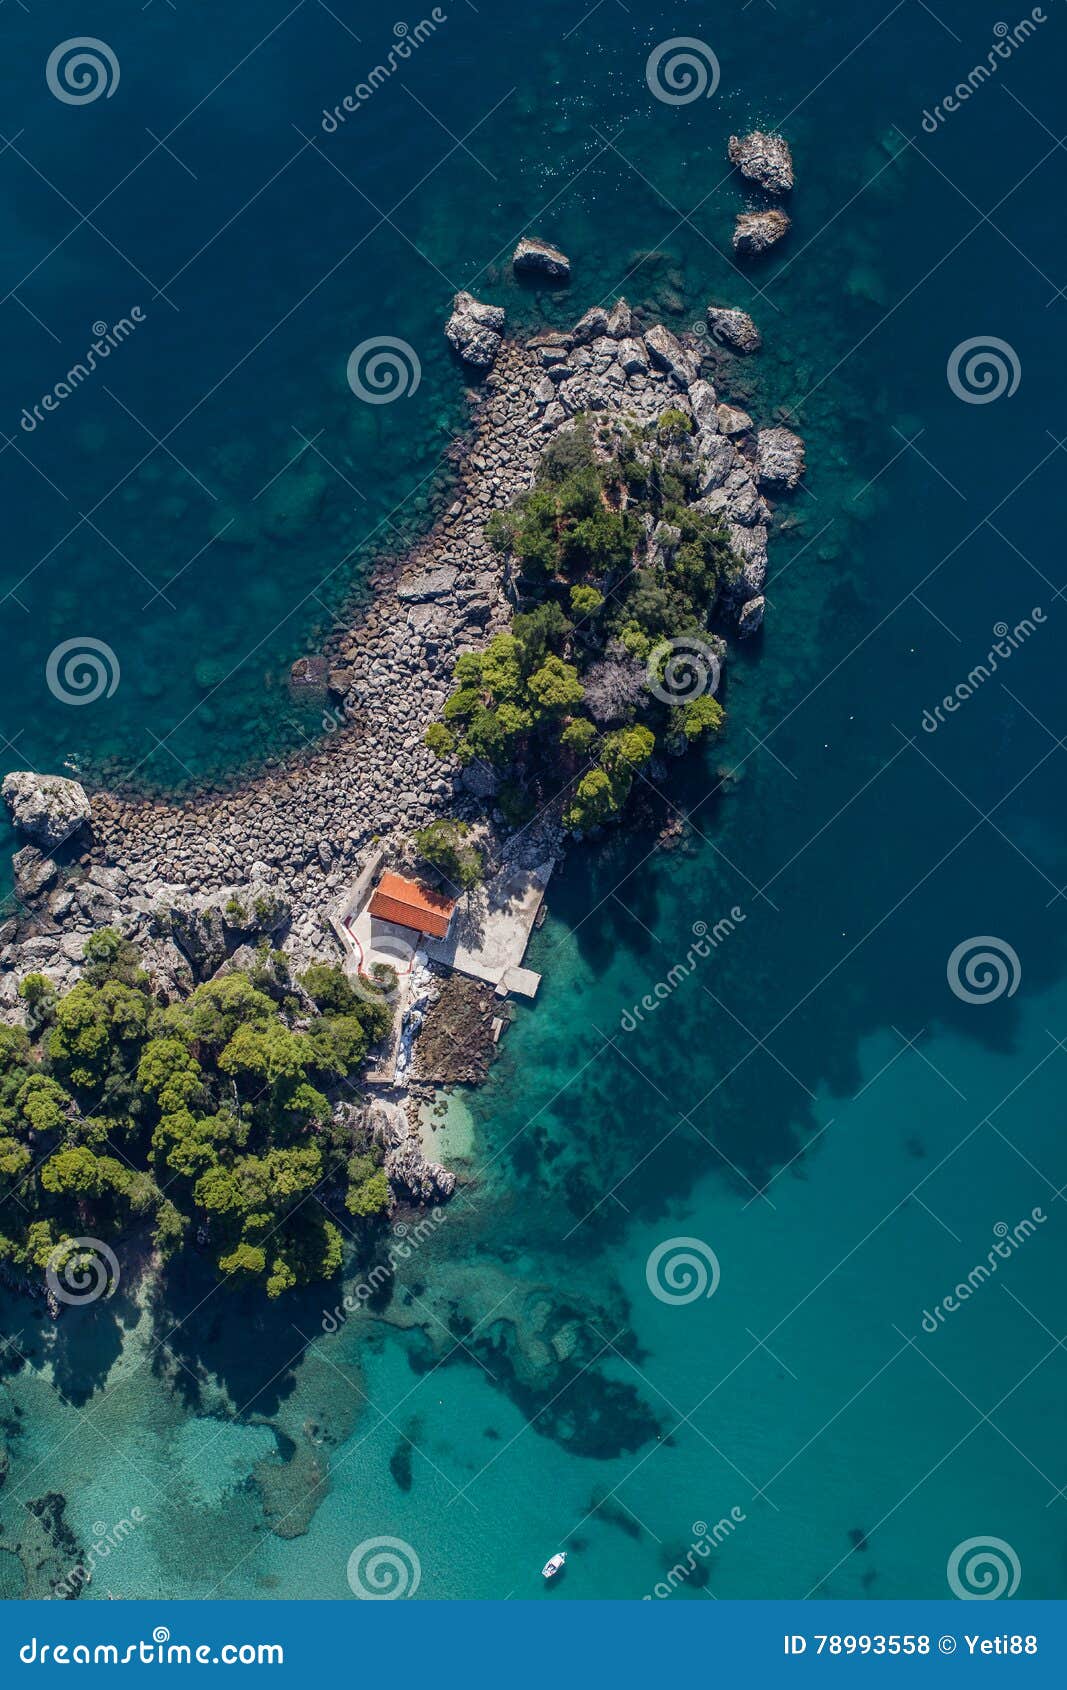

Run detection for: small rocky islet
[[0, 134, 804, 1308]]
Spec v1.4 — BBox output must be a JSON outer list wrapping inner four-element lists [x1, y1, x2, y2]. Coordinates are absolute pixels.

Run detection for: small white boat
[[541, 1552, 567, 1579]]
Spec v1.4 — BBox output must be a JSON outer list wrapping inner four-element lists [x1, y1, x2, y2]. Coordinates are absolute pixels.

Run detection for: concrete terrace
[[423, 862, 552, 999]]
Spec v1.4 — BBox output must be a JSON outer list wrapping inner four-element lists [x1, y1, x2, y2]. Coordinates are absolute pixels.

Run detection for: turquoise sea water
[[2, 0, 1067, 1601]]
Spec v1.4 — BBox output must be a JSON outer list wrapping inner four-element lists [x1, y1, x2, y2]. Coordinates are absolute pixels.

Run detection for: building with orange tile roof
[[367, 870, 456, 940]]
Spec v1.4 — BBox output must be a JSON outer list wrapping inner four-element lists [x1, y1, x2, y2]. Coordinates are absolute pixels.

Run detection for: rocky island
[[0, 164, 804, 1309]]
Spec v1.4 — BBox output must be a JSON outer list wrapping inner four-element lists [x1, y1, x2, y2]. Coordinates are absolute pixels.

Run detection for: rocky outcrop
[[716, 403, 752, 437], [369, 1098, 455, 1205], [733, 209, 791, 257], [2, 773, 91, 853], [756, 426, 806, 489], [512, 236, 571, 282], [706, 305, 762, 354], [738, 595, 766, 637], [643, 323, 700, 388], [152, 882, 292, 979], [0, 294, 802, 1013], [728, 131, 794, 195], [12, 847, 57, 903], [444, 292, 505, 370]]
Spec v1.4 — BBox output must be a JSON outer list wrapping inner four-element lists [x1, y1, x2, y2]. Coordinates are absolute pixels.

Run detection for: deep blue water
[[1, 0, 1066, 1602]]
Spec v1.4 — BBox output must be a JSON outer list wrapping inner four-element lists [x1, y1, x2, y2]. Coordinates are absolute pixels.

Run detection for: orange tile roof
[[367, 870, 456, 939]]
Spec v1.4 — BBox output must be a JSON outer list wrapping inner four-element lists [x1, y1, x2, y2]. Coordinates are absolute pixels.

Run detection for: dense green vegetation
[[0, 933, 392, 1300], [414, 818, 486, 891], [426, 416, 732, 831]]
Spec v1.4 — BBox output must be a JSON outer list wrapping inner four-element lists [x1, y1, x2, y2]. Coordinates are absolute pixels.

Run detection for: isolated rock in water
[[288, 654, 328, 696], [756, 426, 806, 489], [445, 291, 505, 370], [512, 236, 571, 282], [2, 773, 91, 852], [369, 1098, 455, 1205], [727, 132, 794, 194], [738, 595, 766, 638], [733, 209, 791, 257], [705, 304, 762, 354]]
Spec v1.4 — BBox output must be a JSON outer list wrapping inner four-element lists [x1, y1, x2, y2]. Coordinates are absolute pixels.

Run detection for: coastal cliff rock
[[152, 882, 291, 979], [728, 131, 794, 194], [738, 595, 766, 637], [512, 236, 571, 282], [706, 304, 762, 354], [445, 292, 505, 370], [2, 773, 91, 852], [368, 1097, 455, 1205], [733, 209, 791, 257]]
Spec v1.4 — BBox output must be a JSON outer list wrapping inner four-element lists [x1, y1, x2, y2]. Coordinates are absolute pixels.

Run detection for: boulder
[[738, 595, 766, 637], [727, 131, 794, 194], [733, 209, 791, 257], [571, 305, 610, 344], [643, 323, 699, 388], [153, 881, 291, 978], [687, 378, 719, 433], [617, 337, 650, 375], [606, 298, 633, 337], [2, 773, 91, 852], [12, 846, 57, 902], [288, 654, 328, 696], [756, 426, 806, 489], [716, 403, 753, 437], [512, 236, 571, 282], [444, 292, 505, 370], [397, 565, 458, 602], [705, 305, 762, 354]]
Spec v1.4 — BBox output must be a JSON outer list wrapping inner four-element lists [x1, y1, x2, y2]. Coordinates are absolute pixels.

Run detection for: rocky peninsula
[[0, 168, 804, 1288]]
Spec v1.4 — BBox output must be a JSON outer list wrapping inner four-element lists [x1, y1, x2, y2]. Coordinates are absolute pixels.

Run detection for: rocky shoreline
[[1, 159, 803, 1206]]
